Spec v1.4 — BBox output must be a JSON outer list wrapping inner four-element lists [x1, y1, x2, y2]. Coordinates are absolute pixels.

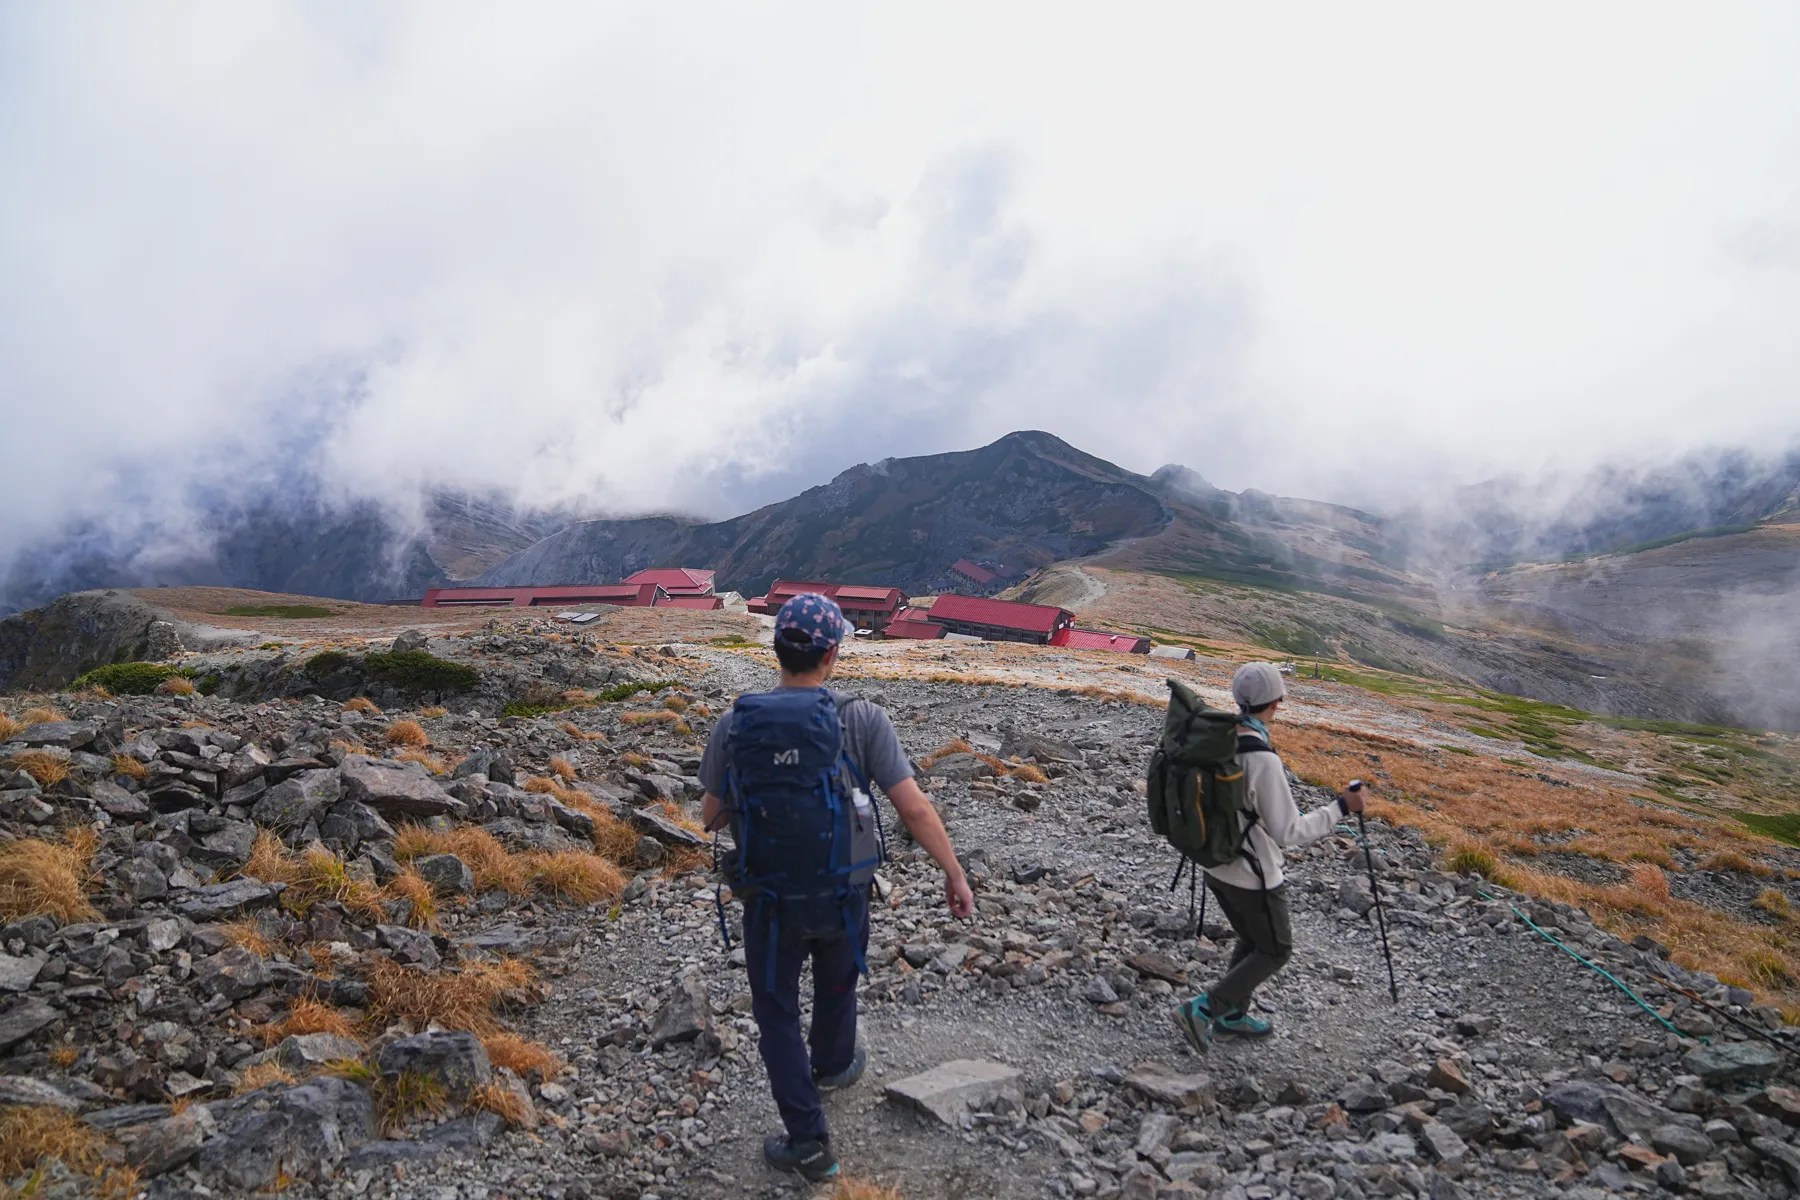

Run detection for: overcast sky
[[3, 2, 1798, 554]]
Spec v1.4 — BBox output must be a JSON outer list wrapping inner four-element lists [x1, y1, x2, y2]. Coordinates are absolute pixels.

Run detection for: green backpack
[[1146, 678, 1260, 868]]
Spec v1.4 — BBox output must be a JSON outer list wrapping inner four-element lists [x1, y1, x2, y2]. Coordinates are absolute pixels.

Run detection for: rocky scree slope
[[4, 635, 1800, 1198]]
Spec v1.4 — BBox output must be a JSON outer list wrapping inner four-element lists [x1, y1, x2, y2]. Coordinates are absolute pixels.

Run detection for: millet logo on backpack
[[772, 749, 800, 765]]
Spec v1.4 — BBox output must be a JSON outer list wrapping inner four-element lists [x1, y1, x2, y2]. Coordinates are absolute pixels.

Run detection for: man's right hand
[[1341, 781, 1367, 814], [944, 871, 975, 919]]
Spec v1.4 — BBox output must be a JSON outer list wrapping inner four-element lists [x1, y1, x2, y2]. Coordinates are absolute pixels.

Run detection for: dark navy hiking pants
[[743, 890, 869, 1143]]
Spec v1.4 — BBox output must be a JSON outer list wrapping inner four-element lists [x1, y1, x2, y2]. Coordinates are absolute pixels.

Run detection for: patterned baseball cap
[[774, 592, 847, 653]]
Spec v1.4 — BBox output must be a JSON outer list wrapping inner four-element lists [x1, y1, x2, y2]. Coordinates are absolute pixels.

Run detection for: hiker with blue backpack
[[1147, 661, 1366, 1051], [700, 593, 975, 1182]]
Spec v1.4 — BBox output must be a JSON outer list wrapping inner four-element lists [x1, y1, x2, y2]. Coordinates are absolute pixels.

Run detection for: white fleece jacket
[[1202, 737, 1344, 891]]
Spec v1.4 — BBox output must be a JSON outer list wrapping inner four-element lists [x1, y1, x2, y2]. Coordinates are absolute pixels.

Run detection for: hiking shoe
[[814, 1043, 867, 1091], [1212, 1007, 1273, 1038], [763, 1134, 839, 1182], [1173, 994, 1213, 1054]]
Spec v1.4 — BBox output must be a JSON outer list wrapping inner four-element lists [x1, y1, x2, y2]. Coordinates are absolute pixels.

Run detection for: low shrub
[[304, 650, 352, 679], [71, 662, 182, 695], [363, 649, 481, 695], [599, 679, 674, 702]]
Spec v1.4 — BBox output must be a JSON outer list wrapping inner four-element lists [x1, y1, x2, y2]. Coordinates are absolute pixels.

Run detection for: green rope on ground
[[1478, 890, 1691, 1040]]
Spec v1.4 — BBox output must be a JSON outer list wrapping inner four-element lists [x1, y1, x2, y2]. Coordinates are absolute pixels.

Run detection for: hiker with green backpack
[[1147, 661, 1365, 1050]]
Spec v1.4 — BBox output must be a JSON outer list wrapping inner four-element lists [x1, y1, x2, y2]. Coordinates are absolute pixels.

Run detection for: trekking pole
[[1350, 781, 1399, 1002]]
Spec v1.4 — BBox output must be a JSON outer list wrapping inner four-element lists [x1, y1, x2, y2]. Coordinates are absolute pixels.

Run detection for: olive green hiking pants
[[1205, 877, 1293, 1015]]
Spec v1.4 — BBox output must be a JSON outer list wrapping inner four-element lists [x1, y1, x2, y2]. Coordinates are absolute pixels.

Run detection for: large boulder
[[198, 1076, 374, 1190], [375, 1031, 491, 1106], [194, 946, 269, 1001], [251, 769, 342, 832], [885, 1059, 1024, 1125], [339, 755, 458, 818]]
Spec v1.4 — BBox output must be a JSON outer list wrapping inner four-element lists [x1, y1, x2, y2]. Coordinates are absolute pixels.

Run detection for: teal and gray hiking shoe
[[763, 1134, 839, 1182], [1173, 994, 1213, 1054], [1212, 1007, 1274, 1038]]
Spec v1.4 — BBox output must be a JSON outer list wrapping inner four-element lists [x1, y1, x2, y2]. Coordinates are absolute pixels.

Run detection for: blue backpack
[[719, 689, 885, 982]]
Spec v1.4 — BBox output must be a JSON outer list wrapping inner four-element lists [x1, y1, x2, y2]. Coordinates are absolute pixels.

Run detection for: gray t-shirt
[[698, 689, 915, 797]]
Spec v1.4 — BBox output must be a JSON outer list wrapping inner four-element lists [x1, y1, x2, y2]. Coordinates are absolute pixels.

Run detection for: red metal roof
[[421, 584, 663, 608], [927, 594, 1071, 634], [653, 595, 724, 609], [623, 568, 715, 595], [1052, 627, 1151, 653], [833, 585, 905, 607], [950, 559, 997, 585]]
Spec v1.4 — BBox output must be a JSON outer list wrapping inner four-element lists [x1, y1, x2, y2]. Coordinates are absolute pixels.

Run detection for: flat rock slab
[[339, 754, 458, 817], [1683, 1042, 1782, 1087], [0, 996, 62, 1049], [1125, 1062, 1216, 1112], [0, 951, 45, 993], [175, 878, 283, 921], [885, 1059, 1023, 1125], [0, 1075, 83, 1110]]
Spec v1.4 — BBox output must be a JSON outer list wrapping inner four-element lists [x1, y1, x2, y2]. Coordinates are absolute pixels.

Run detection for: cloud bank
[[3, 2, 1799, 562]]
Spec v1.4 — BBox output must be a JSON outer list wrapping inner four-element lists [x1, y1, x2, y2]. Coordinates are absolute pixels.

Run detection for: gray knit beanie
[[1231, 661, 1287, 712]]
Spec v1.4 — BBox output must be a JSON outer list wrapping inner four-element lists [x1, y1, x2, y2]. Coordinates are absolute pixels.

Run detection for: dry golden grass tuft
[[396, 825, 528, 894], [1702, 851, 1775, 878], [0, 1103, 103, 1178], [8, 749, 70, 788], [387, 865, 439, 929], [521, 775, 558, 795], [835, 1179, 905, 1200], [49, 1044, 78, 1068], [579, 799, 643, 864], [110, 752, 149, 781], [620, 751, 652, 770], [559, 720, 606, 742], [394, 748, 449, 775], [329, 737, 368, 757], [375, 1070, 449, 1135], [419, 706, 450, 718], [1009, 762, 1050, 785], [651, 801, 706, 836], [521, 850, 624, 903], [1632, 863, 1672, 901], [157, 675, 197, 696], [20, 706, 65, 726], [385, 719, 429, 747], [342, 696, 381, 714], [549, 756, 577, 782], [1755, 888, 1794, 920], [481, 1032, 561, 1079], [621, 710, 680, 726], [235, 1061, 298, 1094], [243, 832, 386, 920], [0, 714, 22, 741], [220, 919, 273, 957], [662, 695, 689, 714], [270, 996, 361, 1043], [366, 956, 533, 1034], [0, 827, 99, 921], [472, 1079, 533, 1125]]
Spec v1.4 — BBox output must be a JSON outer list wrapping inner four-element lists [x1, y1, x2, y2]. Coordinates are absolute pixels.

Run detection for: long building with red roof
[[1052, 626, 1150, 654], [622, 568, 715, 597], [924, 594, 1073, 645]]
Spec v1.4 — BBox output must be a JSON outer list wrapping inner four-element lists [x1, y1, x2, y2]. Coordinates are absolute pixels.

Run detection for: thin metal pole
[[1357, 811, 1400, 1002]]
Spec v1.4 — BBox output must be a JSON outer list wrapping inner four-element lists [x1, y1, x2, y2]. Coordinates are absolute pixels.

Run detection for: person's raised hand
[[1342, 780, 1367, 814], [944, 871, 975, 919]]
